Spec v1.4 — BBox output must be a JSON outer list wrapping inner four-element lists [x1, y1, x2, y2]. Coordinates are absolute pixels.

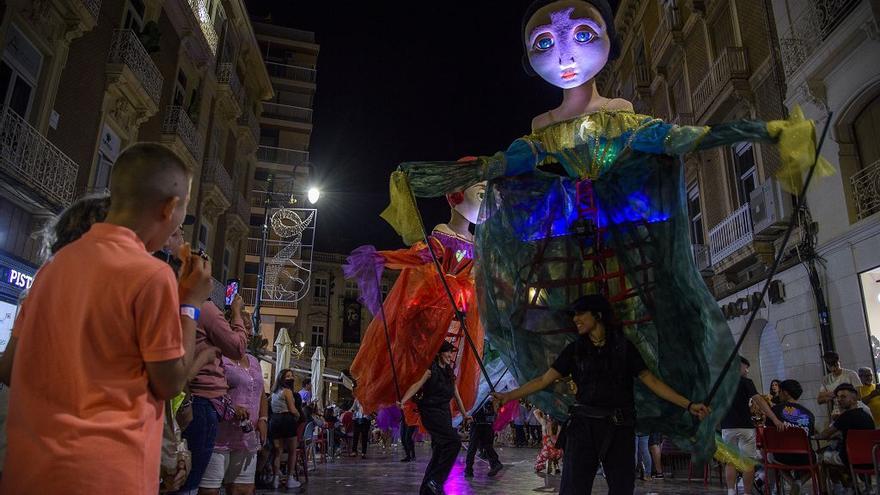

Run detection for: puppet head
[[521, 0, 619, 89], [446, 156, 487, 225]]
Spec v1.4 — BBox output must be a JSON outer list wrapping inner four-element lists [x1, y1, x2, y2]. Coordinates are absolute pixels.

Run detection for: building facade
[[0, 0, 272, 351], [243, 21, 319, 359], [604, 0, 880, 426]]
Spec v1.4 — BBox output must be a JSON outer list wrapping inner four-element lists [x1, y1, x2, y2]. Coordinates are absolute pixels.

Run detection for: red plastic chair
[[313, 425, 328, 463], [845, 429, 880, 495], [757, 426, 821, 495]]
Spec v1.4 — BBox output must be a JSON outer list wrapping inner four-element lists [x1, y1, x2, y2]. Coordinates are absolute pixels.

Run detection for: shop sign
[[1, 264, 34, 292]]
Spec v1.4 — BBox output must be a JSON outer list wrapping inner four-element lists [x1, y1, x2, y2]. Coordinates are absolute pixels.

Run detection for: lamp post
[[251, 169, 320, 340]]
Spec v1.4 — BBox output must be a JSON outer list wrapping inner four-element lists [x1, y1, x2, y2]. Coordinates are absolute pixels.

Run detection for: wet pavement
[[255, 441, 729, 494]]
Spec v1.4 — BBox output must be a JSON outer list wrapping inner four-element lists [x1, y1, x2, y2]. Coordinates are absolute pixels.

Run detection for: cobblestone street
[[256, 442, 729, 494]]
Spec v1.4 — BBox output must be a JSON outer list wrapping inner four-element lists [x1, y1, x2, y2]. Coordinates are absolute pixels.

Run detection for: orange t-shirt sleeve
[[134, 267, 185, 362]]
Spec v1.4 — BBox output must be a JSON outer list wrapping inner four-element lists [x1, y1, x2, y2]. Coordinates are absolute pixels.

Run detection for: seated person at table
[[817, 383, 875, 467], [764, 380, 815, 490]]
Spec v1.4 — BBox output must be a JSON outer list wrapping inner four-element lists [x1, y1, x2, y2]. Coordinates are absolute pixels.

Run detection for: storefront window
[[859, 267, 880, 371]]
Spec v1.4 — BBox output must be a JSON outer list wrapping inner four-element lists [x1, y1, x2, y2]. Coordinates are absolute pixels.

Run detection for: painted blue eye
[[575, 31, 595, 43], [534, 37, 554, 51]]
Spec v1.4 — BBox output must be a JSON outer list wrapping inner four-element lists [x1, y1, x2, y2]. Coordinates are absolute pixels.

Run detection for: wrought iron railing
[[240, 287, 299, 309], [216, 63, 244, 110], [162, 105, 203, 162], [108, 29, 163, 105], [692, 47, 749, 119], [187, 0, 218, 53], [778, 0, 860, 78], [851, 159, 880, 220], [257, 145, 309, 167], [708, 203, 754, 264], [635, 64, 652, 88], [237, 110, 259, 142], [81, 0, 102, 21], [201, 156, 233, 201], [253, 23, 316, 43], [265, 62, 317, 83], [0, 109, 79, 207], [279, 92, 313, 109], [262, 102, 313, 123]]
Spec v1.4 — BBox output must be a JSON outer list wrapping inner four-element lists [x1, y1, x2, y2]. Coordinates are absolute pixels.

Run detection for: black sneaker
[[651, 472, 665, 479], [488, 463, 503, 477]]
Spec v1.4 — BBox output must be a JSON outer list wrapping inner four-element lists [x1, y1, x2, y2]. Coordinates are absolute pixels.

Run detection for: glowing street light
[[307, 187, 321, 204]]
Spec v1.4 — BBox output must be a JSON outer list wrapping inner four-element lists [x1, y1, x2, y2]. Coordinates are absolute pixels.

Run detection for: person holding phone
[[225, 279, 240, 309]]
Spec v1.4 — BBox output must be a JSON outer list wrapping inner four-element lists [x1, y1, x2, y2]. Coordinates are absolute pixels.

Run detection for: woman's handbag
[[159, 400, 191, 492]]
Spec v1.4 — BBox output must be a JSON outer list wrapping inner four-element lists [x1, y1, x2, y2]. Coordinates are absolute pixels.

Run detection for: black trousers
[[352, 418, 370, 455], [419, 405, 461, 494], [559, 416, 635, 495], [400, 418, 416, 459], [465, 424, 500, 470], [513, 424, 526, 446]]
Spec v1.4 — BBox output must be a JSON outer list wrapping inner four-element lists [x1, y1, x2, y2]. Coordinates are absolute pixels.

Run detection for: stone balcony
[[106, 29, 163, 133], [692, 47, 750, 121], [187, 0, 218, 54], [778, 0, 861, 78], [200, 156, 233, 222], [0, 108, 78, 208], [649, 7, 683, 70], [216, 62, 244, 119], [161, 105, 203, 165]]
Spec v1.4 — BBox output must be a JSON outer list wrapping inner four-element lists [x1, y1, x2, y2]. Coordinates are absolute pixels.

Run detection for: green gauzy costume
[[381, 108, 830, 459]]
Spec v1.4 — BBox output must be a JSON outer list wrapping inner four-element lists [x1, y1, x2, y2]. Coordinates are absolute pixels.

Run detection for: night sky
[[246, 1, 564, 253]]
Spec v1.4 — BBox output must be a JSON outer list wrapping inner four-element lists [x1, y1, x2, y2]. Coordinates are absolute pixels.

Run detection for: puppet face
[[525, 0, 611, 89], [454, 181, 487, 225]]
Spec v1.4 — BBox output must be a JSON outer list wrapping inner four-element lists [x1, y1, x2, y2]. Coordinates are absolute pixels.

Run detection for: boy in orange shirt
[[0, 143, 212, 494]]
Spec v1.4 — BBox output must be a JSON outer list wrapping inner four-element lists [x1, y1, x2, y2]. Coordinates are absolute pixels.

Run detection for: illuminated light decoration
[[263, 207, 317, 303], [307, 187, 321, 205]]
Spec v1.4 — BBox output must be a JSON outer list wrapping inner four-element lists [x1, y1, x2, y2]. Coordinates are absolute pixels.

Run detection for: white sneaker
[[272, 475, 280, 489], [286, 477, 302, 488]]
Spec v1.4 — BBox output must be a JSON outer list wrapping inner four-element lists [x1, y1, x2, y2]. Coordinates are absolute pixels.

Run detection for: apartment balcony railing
[[254, 23, 316, 43], [237, 110, 259, 142], [0, 109, 79, 207], [262, 102, 313, 124], [649, 7, 682, 67], [280, 92, 314, 109], [304, 345, 358, 363], [240, 287, 298, 309], [201, 156, 233, 201], [779, 0, 860, 78], [692, 47, 749, 119], [851, 159, 880, 221], [81, 0, 102, 21], [108, 29, 163, 105], [216, 62, 245, 110], [187, 0, 218, 53], [265, 62, 317, 83], [162, 105, 202, 162], [692, 243, 712, 272], [257, 145, 309, 167], [708, 203, 754, 265]]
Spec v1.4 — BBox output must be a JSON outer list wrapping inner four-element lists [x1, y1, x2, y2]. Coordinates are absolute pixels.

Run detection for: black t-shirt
[[833, 407, 875, 464], [720, 377, 759, 429], [551, 332, 647, 409], [765, 402, 815, 465], [419, 361, 455, 407]]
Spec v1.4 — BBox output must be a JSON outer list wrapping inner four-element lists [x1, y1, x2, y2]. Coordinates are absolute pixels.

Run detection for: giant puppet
[[379, 0, 830, 457], [344, 170, 488, 417]]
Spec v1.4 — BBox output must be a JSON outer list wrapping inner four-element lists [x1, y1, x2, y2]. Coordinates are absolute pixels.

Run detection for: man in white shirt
[[817, 351, 862, 422]]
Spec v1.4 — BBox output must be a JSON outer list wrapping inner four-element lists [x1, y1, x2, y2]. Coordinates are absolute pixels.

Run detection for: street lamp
[[307, 187, 321, 205]]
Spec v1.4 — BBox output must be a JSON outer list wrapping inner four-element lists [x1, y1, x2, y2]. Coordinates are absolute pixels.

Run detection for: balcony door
[[0, 25, 43, 120], [854, 93, 880, 170], [731, 143, 758, 207], [311, 324, 325, 347], [687, 183, 704, 245]]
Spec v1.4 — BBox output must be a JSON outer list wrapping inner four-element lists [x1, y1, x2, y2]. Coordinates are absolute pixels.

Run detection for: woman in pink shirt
[[199, 353, 267, 494]]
